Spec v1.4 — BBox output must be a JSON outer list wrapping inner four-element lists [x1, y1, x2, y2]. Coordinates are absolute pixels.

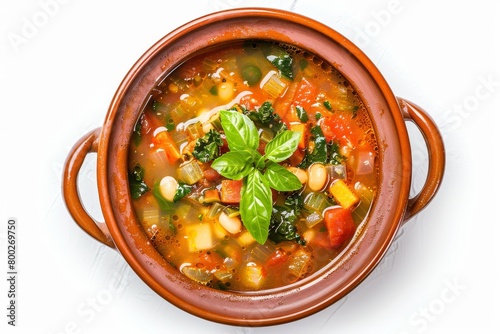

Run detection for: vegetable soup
[[128, 40, 378, 291]]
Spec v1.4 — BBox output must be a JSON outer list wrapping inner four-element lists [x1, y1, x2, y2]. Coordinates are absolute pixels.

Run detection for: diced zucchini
[[206, 202, 226, 219]]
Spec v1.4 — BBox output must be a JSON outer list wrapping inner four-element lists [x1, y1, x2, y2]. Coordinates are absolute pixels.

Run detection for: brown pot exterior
[[62, 8, 445, 326]]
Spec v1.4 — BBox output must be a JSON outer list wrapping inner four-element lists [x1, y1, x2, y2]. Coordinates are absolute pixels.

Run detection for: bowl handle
[[397, 97, 446, 223], [62, 128, 115, 248]]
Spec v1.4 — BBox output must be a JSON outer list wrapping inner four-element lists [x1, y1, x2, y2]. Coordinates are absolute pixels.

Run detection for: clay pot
[[62, 8, 445, 326]]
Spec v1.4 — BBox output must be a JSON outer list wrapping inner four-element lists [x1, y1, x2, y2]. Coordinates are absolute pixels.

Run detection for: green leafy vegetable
[[264, 130, 301, 163], [211, 151, 254, 180], [299, 125, 346, 167], [220, 110, 259, 152], [152, 182, 173, 211], [192, 129, 223, 163], [268, 206, 304, 245], [173, 182, 192, 202], [129, 164, 149, 199], [263, 162, 302, 192], [296, 106, 309, 123], [266, 49, 294, 80], [240, 170, 273, 244], [211, 110, 302, 244]]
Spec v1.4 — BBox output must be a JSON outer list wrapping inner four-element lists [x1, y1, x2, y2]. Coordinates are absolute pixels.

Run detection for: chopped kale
[[298, 125, 346, 167], [268, 206, 304, 245], [192, 129, 223, 163], [173, 182, 192, 202]]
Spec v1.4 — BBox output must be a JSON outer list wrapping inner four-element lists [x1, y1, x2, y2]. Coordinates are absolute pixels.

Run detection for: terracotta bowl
[[62, 8, 445, 326]]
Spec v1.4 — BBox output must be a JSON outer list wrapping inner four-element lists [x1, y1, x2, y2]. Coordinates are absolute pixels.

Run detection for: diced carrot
[[289, 122, 307, 149], [153, 130, 182, 163], [324, 207, 356, 248], [292, 78, 319, 112], [220, 179, 243, 204], [329, 179, 360, 209]]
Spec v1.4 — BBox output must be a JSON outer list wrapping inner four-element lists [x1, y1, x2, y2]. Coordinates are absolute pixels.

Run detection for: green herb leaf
[[129, 164, 149, 199], [263, 162, 302, 192], [212, 151, 254, 180], [264, 130, 301, 163], [220, 110, 259, 151], [240, 170, 272, 244]]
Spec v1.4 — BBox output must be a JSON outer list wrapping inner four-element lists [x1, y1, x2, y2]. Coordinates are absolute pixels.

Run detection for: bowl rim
[[96, 7, 411, 326]]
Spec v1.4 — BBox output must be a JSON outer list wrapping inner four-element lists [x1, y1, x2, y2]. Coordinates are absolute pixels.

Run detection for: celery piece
[[326, 164, 346, 181], [207, 202, 226, 219], [303, 192, 331, 213], [261, 72, 287, 99], [352, 182, 374, 224], [304, 211, 323, 228], [248, 241, 276, 264], [177, 159, 203, 185], [285, 248, 311, 282]]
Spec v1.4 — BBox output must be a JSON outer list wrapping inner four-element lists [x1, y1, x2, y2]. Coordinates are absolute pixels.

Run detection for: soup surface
[[128, 40, 378, 291]]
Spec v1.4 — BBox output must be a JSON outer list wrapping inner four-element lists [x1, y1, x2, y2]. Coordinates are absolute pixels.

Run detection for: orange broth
[[128, 40, 378, 291]]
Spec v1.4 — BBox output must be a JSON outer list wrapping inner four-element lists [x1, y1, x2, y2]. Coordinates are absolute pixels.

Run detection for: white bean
[[218, 212, 242, 235], [307, 163, 328, 191], [159, 176, 178, 202], [287, 167, 308, 185]]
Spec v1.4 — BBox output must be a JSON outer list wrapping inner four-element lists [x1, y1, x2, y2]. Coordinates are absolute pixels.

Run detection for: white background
[[1, 0, 499, 333]]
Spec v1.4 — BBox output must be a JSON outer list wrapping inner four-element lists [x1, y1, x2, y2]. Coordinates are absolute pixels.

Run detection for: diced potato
[[329, 179, 360, 209], [239, 264, 264, 289], [185, 223, 214, 252]]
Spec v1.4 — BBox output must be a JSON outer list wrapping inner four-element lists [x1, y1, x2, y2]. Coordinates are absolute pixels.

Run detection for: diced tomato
[[196, 251, 224, 271], [292, 77, 318, 112], [220, 179, 243, 204], [323, 207, 356, 248], [264, 249, 289, 267], [203, 167, 222, 182], [319, 112, 363, 148]]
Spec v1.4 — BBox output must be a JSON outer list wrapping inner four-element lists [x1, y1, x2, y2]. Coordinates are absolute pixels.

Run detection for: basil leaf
[[220, 110, 259, 151], [264, 130, 301, 163], [263, 162, 302, 192], [240, 170, 272, 244], [212, 151, 254, 180]]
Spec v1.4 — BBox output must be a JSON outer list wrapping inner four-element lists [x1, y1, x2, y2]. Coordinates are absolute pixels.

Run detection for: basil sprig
[[212, 110, 302, 244]]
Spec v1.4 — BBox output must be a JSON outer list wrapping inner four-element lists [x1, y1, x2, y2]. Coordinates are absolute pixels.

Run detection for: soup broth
[[128, 40, 378, 291]]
